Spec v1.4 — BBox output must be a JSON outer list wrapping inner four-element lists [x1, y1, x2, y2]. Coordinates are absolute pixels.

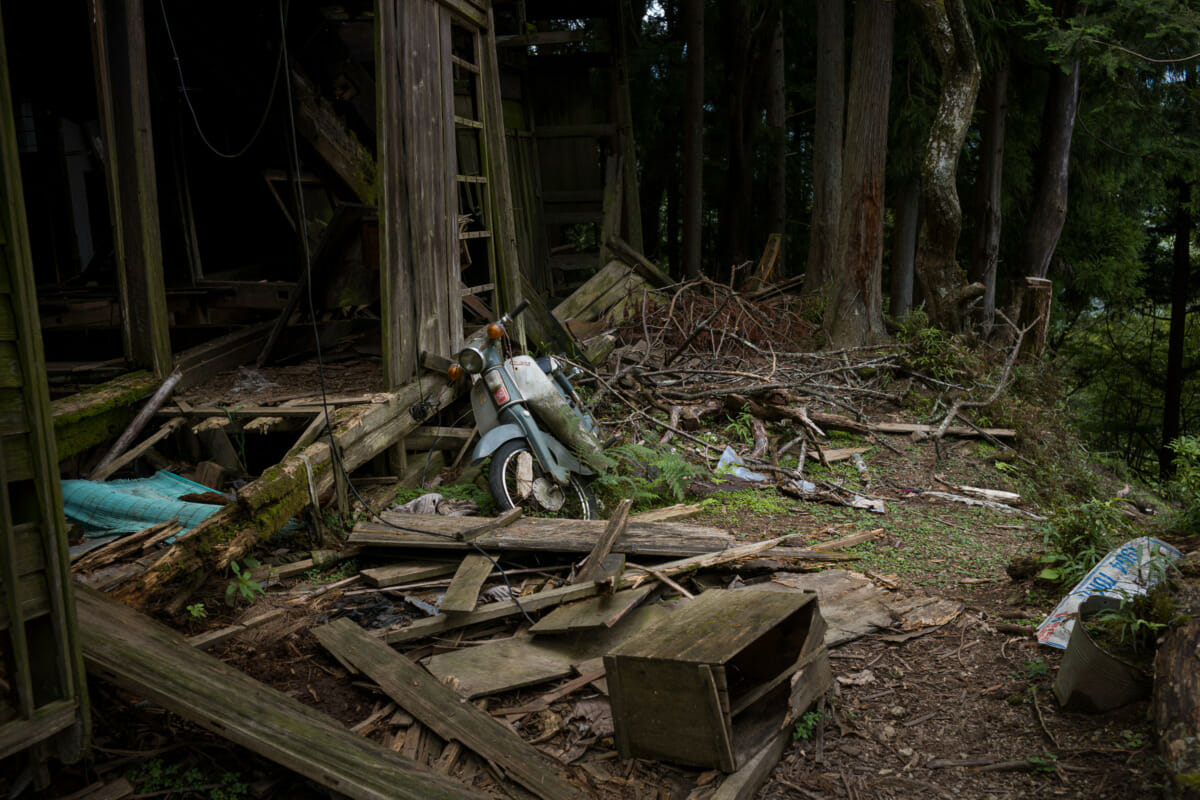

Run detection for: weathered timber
[[51, 371, 159, 460], [605, 236, 673, 289], [810, 528, 884, 551], [528, 586, 652, 634], [313, 618, 584, 800], [379, 533, 810, 645], [869, 421, 1016, 438], [552, 261, 645, 325], [76, 586, 480, 800], [438, 554, 494, 613], [629, 504, 702, 523], [574, 499, 632, 584], [290, 66, 375, 204], [351, 512, 733, 557], [455, 506, 521, 542], [118, 371, 463, 607], [1155, 618, 1200, 797], [90, 418, 185, 481], [379, 581, 603, 644], [424, 603, 675, 699], [360, 560, 459, 588], [403, 425, 476, 452], [91, 369, 182, 477], [186, 608, 286, 651]]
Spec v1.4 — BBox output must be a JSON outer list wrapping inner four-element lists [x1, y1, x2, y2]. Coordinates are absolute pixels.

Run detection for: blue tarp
[[62, 470, 222, 537]]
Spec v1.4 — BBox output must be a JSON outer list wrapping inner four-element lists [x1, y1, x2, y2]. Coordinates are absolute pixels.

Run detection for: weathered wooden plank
[[574, 498, 632, 584], [186, 608, 287, 651], [77, 587, 480, 800], [379, 581, 602, 644], [868, 421, 1016, 438], [313, 618, 583, 800], [90, 418, 185, 481], [424, 602, 673, 700], [438, 554, 493, 613], [290, 66, 375, 203], [92, 0, 172, 376], [629, 504, 702, 523], [351, 512, 733, 557], [361, 560, 459, 588], [528, 586, 652, 634], [455, 506, 521, 542]]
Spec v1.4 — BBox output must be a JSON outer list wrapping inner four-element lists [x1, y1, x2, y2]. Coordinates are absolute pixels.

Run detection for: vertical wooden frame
[[89, 0, 173, 377]]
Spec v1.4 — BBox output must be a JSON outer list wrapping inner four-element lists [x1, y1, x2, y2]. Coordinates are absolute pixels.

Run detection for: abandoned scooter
[[448, 300, 604, 519]]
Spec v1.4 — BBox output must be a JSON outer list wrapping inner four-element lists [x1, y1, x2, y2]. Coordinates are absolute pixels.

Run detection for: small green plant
[[895, 309, 975, 383], [186, 602, 208, 620], [1027, 752, 1059, 775], [129, 758, 249, 800], [305, 558, 358, 584], [1023, 658, 1048, 679], [1037, 499, 1134, 586], [592, 442, 706, 507], [1086, 589, 1172, 656], [723, 406, 757, 446], [1118, 730, 1146, 750], [225, 558, 265, 606], [792, 709, 827, 741]]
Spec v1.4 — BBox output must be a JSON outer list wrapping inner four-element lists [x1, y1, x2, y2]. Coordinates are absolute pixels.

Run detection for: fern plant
[[591, 442, 706, 508]]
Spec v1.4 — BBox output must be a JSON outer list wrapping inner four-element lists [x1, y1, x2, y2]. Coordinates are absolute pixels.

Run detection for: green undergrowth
[[696, 489, 795, 527], [591, 441, 707, 511]]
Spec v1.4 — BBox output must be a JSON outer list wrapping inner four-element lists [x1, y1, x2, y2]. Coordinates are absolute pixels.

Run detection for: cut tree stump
[[1154, 617, 1200, 797]]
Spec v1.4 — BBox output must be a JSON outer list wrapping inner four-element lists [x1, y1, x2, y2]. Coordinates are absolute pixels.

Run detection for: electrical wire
[[159, 0, 287, 159], [274, 0, 534, 625]]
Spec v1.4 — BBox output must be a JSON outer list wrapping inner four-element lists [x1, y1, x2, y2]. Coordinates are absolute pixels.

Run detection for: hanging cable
[[159, 0, 287, 159]]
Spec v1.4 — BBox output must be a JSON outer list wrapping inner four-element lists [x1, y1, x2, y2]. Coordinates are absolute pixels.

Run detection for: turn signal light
[[447, 364, 464, 381], [487, 322, 504, 340]]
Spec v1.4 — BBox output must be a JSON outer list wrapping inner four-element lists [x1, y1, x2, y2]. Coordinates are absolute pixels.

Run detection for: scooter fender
[[471, 425, 591, 479]]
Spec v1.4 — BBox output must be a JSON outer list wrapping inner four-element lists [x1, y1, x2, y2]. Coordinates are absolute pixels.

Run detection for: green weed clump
[[1037, 498, 1135, 587], [591, 442, 706, 509], [1167, 436, 1200, 533]]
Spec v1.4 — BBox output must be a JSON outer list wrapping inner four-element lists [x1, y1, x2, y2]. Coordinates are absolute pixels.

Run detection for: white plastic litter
[[716, 446, 770, 482], [1036, 536, 1182, 649]]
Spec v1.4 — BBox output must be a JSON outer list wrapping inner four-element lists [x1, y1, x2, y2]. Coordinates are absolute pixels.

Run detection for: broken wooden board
[[869, 421, 1016, 439], [424, 602, 676, 699], [745, 570, 963, 646], [574, 499, 631, 584], [361, 560, 459, 588], [75, 586, 480, 800], [351, 513, 734, 557], [628, 504, 702, 523], [528, 586, 653, 634], [438, 554, 494, 613], [313, 618, 584, 800]]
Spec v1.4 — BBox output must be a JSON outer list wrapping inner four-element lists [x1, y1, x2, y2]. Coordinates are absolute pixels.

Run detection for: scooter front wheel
[[488, 439, 599, 520]]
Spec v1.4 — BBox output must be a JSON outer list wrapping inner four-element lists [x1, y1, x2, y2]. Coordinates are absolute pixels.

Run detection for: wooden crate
[[604, 588, 829, 771]]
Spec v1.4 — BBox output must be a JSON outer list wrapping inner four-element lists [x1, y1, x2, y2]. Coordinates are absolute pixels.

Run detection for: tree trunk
[[1155, 618, 1200, 799], [970, 59, 1008, 337], [716, 0, 756, 276], [766, 5, 787, 271], [682, 0, 704, 280], [803, 0, 845, 298], [1009, 0, 1084, 330], [1161, 181, 1191, 481], [890, 177, 920, 320], [909, 0, 982, 333], [823, 0, 893, 347]]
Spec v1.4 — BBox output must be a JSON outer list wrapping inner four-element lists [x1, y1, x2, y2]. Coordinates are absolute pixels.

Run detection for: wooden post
[[90, 0, 173, 377], [1019, 276, 1053, 360], [376, 0, 416, 388]]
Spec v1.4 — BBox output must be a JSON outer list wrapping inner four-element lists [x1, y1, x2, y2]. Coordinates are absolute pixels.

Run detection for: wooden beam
[[350, 512, 733, 557], [605, 236, 673, 289], [575, 499, 631, 584], [77, 587, 482, 800], [314, 618, 583, 800], [290, 65, 375, 204], [438, 554, 494, 613], [496, 30, 593, 47], [90, 418, 185, 482], [90, 0, 172, 377]]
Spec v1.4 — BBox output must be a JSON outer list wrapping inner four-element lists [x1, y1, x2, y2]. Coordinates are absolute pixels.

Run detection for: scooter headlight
[[457, 346, 486, 374]]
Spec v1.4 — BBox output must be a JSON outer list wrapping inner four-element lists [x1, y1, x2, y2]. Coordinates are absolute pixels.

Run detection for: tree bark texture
[[1009, 0, 1084, 332], [1154, 617, 1200, 799], [803, 0, 844, 298], [716, 0, 760, 275], [890, 177, 920, 320], [823, 0, 893, 347], [1161, 181, 1191, 481], [682, 0, 704, 279], [970, 60, 1008, 336], [910, 0, 981, 333], [766, 5, 787, 271]]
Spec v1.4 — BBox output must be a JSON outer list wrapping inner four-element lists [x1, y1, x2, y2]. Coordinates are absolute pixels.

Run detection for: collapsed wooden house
[[0, 0, 663, 783]]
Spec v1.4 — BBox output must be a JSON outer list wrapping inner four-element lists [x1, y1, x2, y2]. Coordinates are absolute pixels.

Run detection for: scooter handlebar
[[510, 298, 531, 318]]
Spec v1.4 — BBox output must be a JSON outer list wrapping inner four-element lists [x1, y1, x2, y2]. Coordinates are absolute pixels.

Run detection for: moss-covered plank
[[76, 586, 482, 800], [50, 370, 158, 460]]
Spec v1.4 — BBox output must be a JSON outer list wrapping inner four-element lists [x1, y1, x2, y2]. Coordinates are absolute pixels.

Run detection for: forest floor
[[31, 287, 1193, 800]]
